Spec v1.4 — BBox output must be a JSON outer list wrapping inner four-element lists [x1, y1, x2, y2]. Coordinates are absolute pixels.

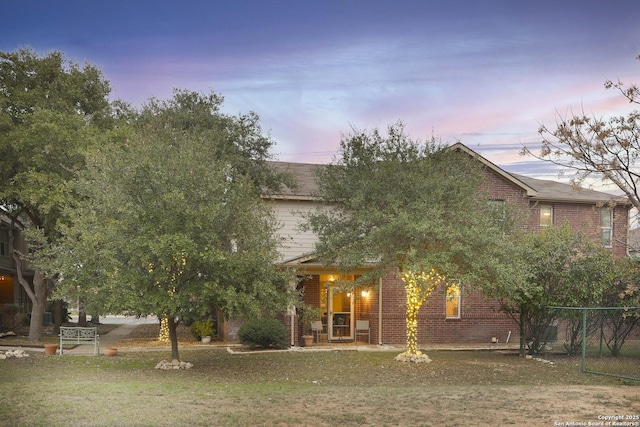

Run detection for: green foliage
[[302, 123, 523, 353], [0, 304, 26, 330], [599, 257, 640, 355], [299, 305, 321, 335], [238, 318, 288, 349], [488, 225, 616, 352], [55, 89, 296, 359], [0, 48, 112, 340], [189, 320, 215, 340], [0, 48, 111, 236], [304, 122, 519, 288]]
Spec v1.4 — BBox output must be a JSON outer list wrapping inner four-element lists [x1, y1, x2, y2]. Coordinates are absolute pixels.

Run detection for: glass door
[[327, 287, 354, 341]]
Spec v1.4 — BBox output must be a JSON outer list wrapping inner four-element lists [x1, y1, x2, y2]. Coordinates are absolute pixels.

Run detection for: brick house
[[265, 143, 631, 346], [0, 213, 33, 329]]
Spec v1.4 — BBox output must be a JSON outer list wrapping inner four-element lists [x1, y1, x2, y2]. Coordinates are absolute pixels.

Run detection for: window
[[0, 228, 9, 257], [601, 208, 613, 247], [539, 205, 553, 227], [446, 283, 460, 319], [488, 199, 506, 229]]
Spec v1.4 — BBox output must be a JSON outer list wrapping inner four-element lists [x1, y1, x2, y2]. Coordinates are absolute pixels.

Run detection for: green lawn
[[0, 348, 638, 426]]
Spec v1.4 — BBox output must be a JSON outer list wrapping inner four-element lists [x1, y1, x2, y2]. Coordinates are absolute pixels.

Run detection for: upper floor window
[[539, 205, 553, 227], [601, 208, 613, 248], [0, 228, 9, 257], [446, 283, 461, 319]]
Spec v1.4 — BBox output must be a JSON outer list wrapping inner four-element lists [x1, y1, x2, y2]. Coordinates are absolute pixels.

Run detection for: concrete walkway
[[0, 324, 138, 356], [0, 316, 159, 356], [60, 323, 140, 355], [61, 316, 159, 355]]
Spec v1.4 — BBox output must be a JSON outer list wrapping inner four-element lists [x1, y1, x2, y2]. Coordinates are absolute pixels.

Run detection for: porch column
[[288, 278, 297, 347]]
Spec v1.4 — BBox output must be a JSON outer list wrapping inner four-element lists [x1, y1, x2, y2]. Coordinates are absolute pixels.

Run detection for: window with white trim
[[446, 283, 460, 319], [539, 205, 553, 227], [601, 208, 613, 247]]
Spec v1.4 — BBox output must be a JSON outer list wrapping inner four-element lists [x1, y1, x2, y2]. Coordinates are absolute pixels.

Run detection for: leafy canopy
[[305, 122, 519, 287], [0, 48, 112, 340], [0, 48, 111, 235], [55, 90, 295, 330]]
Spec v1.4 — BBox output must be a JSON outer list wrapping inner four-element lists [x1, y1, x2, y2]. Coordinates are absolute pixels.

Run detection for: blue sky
[[3, 0, 640, 184]]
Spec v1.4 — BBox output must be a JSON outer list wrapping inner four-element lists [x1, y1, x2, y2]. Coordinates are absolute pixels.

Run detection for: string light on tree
[[394, 269, 445, 363]]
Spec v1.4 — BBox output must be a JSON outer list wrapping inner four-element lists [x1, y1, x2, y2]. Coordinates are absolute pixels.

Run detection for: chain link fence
[[539, 307, 640, 381]]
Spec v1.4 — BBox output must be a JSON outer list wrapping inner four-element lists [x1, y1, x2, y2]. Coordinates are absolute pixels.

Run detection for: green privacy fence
[[537, 307, 640, 381]]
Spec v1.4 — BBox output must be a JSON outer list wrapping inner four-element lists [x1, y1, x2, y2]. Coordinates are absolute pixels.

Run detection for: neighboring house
[[264, 143, 631, 346], [0, 213, 32, 327]]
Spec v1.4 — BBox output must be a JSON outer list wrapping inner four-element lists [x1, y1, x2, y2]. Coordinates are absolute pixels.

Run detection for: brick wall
[[482, 167, 629, 257], [380, 273, 519, 344], [293, 167, 629, 346]]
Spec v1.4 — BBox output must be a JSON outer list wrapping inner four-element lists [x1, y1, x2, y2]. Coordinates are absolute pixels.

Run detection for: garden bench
[[59, 327, 99, 355]]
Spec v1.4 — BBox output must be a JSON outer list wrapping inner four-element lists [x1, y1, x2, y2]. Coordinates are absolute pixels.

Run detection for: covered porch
[[293, 269, 381, 347]]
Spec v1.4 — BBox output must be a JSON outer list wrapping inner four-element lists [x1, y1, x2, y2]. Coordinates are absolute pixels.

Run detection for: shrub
[[238, 318, 287, 349], [0, 304, 24, 330], [189, 320, 215, 340]]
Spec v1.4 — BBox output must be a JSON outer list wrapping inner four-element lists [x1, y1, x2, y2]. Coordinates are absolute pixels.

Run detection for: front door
[[327, 287, 354, 341]]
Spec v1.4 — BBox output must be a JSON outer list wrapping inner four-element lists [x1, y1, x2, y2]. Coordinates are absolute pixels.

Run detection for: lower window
[[446, 283, 460, 318]]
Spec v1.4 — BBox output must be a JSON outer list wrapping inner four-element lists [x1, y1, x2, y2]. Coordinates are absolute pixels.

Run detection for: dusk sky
[[3, 0, 640, 186]]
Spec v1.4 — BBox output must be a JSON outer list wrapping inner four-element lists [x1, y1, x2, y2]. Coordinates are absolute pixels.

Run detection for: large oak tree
[[56, 90, 295, 360], [304, 123, 520, 360], [0, 48, 111, 340]]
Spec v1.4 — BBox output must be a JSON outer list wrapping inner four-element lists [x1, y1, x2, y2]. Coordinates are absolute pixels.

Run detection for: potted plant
[[300, 305, 321, 346], [190, 319, 214, 343]]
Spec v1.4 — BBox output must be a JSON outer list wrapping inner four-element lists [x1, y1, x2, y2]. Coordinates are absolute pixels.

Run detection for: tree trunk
[[77, 311, 87, 327], [53, 299, 63, 335], [167, 316, 180, 361], [77, 299, 87, 326], [90, 312, 100, 324], [28, 271, 48, 341], [11, 235, 48, 342], [158, 317, 169, 342]]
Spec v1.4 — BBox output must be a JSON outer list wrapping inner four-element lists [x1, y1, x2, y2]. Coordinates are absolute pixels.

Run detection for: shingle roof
[[268, 161, 322, 199], [268, 145, 630, 205], [508, 173, 628, 204]]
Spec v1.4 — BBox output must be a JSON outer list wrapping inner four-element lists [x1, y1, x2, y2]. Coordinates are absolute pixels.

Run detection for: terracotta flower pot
[[103, 347, 117, 357], [303, 335, 314, 347], [44, 344, 59, 356]]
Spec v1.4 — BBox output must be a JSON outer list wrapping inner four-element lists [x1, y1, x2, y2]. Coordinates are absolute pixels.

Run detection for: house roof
[[267, 161, 323, 200], [507, 173, 628, 204], [267, 143, 630, 205]]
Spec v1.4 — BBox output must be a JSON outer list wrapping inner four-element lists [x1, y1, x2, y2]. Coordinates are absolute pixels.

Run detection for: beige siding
[[268, 199, 321, 262]]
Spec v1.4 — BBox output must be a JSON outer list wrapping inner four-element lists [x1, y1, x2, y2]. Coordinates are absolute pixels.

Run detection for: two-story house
[[0, 213, 32, 329], [265, 143, 631, 346]]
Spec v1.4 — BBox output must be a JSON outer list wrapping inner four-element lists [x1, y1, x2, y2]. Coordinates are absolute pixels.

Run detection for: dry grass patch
[[1, 346, 638, 426]]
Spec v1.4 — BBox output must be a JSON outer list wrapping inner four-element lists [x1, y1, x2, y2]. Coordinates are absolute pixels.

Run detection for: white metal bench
[[59, 327, 99, 355]]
